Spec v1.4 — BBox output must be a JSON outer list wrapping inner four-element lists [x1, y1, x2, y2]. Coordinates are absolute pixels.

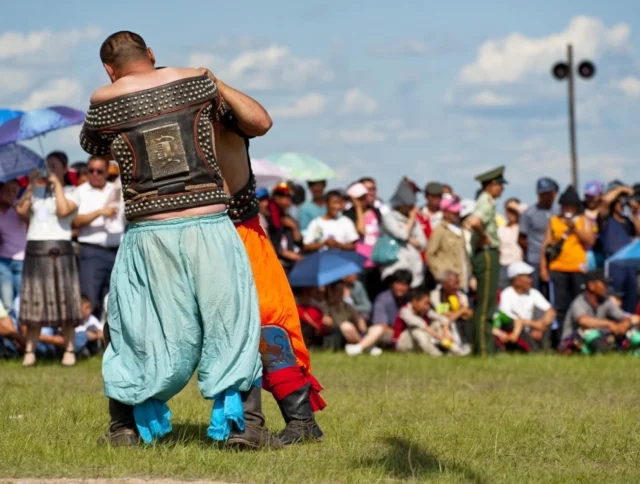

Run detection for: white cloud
[[341, 88, 378, 115], [270, 93, 326, 118], [611, 76, 640, 97], [469, 90, 516, 107], [0, 26, 101, 63], [18, 78, 84, 111], [396, 129, 429, 141], [460, 16, 630, 85], [335, 126, 388, 144], [0, 68, 34, 97], [370, 39, 432, 57], [189, 45, 335, 90], [323, 119, 427, 145]]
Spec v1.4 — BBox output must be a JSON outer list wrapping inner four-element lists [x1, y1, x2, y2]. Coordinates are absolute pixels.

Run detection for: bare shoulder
[[88, 68, 204, 105], [90, 84, 120, 105]]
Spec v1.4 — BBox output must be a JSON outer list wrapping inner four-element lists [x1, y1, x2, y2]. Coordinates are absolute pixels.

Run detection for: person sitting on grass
[[76, 295, 105, 355], [295, 287, 333, 348], [394, 286, 466, 356], [303, 190, 359, 253], [321, 280, 369, 352], [493, 261, 556, 352], [559, 269, 633, 354], [0, 300, 24, 354], [345, 269, 413, 356], [343, 273, 372, 322], [430, 270, 474, 349]]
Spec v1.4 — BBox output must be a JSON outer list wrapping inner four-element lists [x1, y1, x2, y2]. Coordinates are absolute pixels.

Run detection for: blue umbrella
[[606, 239, 640, 268], [288, 249, 366, 287], [0, 106, 85, 147], [0, 109, 24, 125], [0, 144, 45, 183]]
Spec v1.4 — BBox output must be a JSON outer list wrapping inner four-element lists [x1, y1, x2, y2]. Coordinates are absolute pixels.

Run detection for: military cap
[[475, 166, 507, 185]]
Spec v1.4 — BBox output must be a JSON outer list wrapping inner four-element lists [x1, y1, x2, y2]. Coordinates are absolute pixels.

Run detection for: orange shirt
[[548, 215, 596, 273]]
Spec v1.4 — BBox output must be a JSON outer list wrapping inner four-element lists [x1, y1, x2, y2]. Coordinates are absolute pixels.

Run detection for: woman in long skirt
[[15, 151, 82, 367]]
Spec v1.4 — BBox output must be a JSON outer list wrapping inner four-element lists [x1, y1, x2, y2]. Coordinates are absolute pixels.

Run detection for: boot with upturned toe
[[97, 399, 140, 447], [276, 383, 324, 445], [227, 386, 283, 450]]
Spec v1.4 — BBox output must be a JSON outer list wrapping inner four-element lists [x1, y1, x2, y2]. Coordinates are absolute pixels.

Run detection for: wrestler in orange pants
[[235, 216, 325, 444]]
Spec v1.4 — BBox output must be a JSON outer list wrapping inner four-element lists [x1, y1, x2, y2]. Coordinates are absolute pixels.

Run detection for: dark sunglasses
[[88, 169, 105, 175]]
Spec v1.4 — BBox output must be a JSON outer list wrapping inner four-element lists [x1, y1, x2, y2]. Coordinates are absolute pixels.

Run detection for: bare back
[[214, 125, 251, 196]]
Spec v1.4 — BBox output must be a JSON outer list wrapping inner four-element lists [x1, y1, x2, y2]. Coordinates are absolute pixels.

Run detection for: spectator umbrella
[[0, 144, 45, 183], [606, 240, 640, 269], [0, 109, 24, 125], [266, 152, 336, 182], [0, 106, 85, 147], [250, 158, 291, 188], [288, 249, 366, 287]]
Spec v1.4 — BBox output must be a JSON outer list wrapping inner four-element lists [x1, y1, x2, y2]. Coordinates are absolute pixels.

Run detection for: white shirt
[[421, 207, 443, 229], [498, 224, 523, 266], [498, 286, 551, 321], [26, 185, 79, 242], [75, 181, 125, 247], [75, 314, 104, 333], [303, 216, 359, 245]]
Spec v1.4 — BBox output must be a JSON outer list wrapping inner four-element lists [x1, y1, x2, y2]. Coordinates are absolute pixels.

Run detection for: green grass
[[2, 353, 640, 483]]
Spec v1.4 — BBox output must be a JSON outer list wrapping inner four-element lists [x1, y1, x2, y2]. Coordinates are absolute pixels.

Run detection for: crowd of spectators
[[2, 150, 640, 363]]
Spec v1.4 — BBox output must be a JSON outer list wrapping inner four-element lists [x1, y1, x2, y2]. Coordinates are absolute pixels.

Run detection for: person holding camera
[[599, 184, 640, 313], [15, 152, 82, 367], [540, 185, 596, 349]]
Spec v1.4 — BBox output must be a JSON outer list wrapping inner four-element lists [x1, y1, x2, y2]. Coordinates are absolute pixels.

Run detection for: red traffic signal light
[[552, 62, 569, 80], [578, 61, 596, 79]]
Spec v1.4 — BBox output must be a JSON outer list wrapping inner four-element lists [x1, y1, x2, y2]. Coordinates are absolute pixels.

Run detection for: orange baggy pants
[[235, 216, 310, 371]]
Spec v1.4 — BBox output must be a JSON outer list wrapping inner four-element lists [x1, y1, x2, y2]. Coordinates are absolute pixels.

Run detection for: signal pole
[[552, 44, 595, 189], [567, 45, 578, 188]]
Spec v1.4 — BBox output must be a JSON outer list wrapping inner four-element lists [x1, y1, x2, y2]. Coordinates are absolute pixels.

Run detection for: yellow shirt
[[548, 215, 596, 273]]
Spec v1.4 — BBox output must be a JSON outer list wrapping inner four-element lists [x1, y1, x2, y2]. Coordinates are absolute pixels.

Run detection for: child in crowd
[[394, 286, 466, 356], [343, 273, 372, 322], [322, 280, 369, 351], [76, 295, 105, 354], [295, 287, 333, 348]]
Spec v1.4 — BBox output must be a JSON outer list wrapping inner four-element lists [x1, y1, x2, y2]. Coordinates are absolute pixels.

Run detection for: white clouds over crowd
[[460, 16, 630, 85]]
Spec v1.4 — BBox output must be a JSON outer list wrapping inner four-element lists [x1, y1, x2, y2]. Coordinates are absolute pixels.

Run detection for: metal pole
[[567, 44, 578, 188]]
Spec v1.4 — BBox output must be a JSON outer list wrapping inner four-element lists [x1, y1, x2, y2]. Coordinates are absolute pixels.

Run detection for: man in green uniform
[[465, 167, 506, 356]]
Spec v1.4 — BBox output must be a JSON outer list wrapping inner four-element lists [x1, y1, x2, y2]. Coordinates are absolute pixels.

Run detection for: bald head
[[100, 31, 151, 70]]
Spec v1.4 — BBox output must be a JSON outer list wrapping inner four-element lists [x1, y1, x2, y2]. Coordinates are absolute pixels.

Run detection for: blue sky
[[2, 0, 640, 203]]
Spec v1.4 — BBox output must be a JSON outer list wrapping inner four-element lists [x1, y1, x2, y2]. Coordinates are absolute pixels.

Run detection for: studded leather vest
[[80, 75, 228, 220]]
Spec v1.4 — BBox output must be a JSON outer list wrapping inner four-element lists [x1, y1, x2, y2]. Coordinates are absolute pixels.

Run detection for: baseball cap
[[424, 182, 444, 196], [346, 182, 368, 199], [256, 188, 269, 200], [440, 197, 462, 213], [584, 180, 603, 197], [536, 177, 558, 194], [507, 261, 535, 280], [272, 182, 291, 196]]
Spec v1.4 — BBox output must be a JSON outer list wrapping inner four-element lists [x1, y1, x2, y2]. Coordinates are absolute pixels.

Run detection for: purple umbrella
[[0, 109, 24, 125], [0, 144, 45, 183], [0, 106, 85, 147]]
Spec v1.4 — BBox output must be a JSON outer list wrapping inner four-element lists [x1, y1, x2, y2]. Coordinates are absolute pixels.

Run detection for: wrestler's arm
[[198, 68, 272, 137]]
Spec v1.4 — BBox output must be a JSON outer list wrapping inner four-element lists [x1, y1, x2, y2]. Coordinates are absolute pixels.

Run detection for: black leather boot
[[97, 399, 140, 447], [276, 383, 324, 445], [227, 386, 283, 450]]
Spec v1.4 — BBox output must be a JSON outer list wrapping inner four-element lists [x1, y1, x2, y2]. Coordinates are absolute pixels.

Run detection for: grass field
[[2, 353, 640, 483]]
